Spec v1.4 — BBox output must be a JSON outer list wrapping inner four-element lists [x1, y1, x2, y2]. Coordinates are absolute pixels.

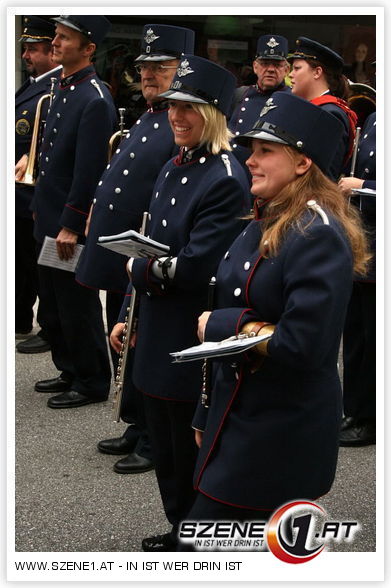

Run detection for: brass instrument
[[350, 126, 361, 177], [108, 107, 128, 162], [113, 211, 149, 422], [347, 82, 376, 129], [16, 77, 57, 186]]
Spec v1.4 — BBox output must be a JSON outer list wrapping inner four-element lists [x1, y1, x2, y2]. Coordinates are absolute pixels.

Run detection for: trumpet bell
[[347, 82, 376, 128]]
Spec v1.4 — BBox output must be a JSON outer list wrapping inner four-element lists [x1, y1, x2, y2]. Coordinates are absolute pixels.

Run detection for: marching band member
[[289, 36, 358, 180], [16, 15, 117, 408], [339, 110, 376, 446], [124, 55, 251, 551], [76, 24, 195, 474], [182, 92, 370, 546]]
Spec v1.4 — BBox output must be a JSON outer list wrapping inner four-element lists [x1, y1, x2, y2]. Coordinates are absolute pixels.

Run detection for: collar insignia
[[145, 28, 160, 44], [177, 59, 194, 77], [260, 98, 278, 117], [267, 37, 279, 48]]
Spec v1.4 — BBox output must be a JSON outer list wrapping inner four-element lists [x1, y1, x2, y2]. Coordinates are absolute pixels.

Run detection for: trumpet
[[112, 211, 149, 422], [16, 77, 57, 186], [108, 107, 128, 162]]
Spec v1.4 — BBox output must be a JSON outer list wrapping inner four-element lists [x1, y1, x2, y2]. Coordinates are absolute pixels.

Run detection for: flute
[[201, 276, 216, 408]]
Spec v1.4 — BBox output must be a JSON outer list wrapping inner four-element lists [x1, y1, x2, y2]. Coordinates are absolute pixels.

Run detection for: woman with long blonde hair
[[182, 92, 370, 547]]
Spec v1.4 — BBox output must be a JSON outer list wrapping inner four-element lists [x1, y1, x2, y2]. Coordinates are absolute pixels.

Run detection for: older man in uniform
[[16, 15, 117, 408], [15, 16, 61, 353], [76, 24, 195, 472], [229, 35, 290, 172]]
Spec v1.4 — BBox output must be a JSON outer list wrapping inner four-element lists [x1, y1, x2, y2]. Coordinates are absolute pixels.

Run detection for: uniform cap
[[135, 24, 195, 62], [19, 16, 56, 43], [238, 91, 344, 175], [159, 55, 236, 117], [289, 36, 344, 72], [52, 15, 111, 45], [255, 35, 289, 61]]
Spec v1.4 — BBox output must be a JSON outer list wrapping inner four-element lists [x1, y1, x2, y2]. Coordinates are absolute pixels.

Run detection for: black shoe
[[141, 533, 176, 552], [47, 390, 106, 409], [98, 436, 137, 455], [17, 334, 51, 354], [340, 422, 376, 447], [35, 376, 72, 393], [341, 416, 355, 431], [113, 453, 154, 474]]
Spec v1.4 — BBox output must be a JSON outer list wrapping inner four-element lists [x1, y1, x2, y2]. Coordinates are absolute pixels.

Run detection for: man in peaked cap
[[16, 15, 117, 409], [76, 24, 195, 473], [229, 34, 291, 175], [15, 16, 62, 354]]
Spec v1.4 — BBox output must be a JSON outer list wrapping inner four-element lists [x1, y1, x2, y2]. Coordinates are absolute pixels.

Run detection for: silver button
[[365, 168, 369, 173], [181, 177, 188, 184], [374, 121, 376, 126], [98, 180, 103, 186], [136, 119, 141, 125], [171, 198, 176, 205], [235, 131, 240, 136], [245, 97, 249, 102], [364, 133, 368, 139], [155, 191, 159, 198], [123, 169, 129, 176], [224, 251, 230, 260], [116, 148, 120, 154], [244, 261, 251, 270], [53, 128, 57, 133], [115, 188, 121, 194], [109, 204, 114, 210], [126, 133, 130, 139], [200, 157, 206, 164], [148, 213, 152, 221], [234, 288, 241, 297], [56, 113, 61, 118], [63, 98, 67, 103], [45, 157, 49, 162], [93, 198, 97, 204], [130, 152, 135, 159], [142, 136, 147, 143], [369, 151, 374, 157], [41, 170, 45, 176], [233, 144, 237, 149], [70, 85, 75, 91], [239, 119, 243, 123], [241, 107, 246, 111], [106, 164, 110, 169], [50, 142, 53, 147], [154, 123, 159, 129], [162, 219, 167, 227], [165, 171, 170, 178]]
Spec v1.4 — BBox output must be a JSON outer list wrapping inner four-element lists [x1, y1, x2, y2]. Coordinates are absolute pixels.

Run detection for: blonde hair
[[257, 147, 371, 276], [191, 103, 233, 154]]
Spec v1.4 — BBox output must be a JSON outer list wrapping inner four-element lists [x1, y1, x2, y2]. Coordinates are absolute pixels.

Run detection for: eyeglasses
[[135, 63, 178, 75]]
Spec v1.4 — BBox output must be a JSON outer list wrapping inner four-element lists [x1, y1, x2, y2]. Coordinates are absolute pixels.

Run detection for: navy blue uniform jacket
[[314, 96, 350, 181], [193, 204, 353, 510], [15, 69, 62, 218], [32, 66, 117, 243], [131, 147, 250, 402], [353, 112, 376, 282], [76, 101, 177, 293]]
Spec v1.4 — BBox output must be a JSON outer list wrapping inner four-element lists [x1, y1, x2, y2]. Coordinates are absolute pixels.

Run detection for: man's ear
[[84, 42, 96, 59]]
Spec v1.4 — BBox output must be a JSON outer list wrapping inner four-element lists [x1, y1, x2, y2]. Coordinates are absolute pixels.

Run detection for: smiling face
[[246, 139, 311, 200], [139, 59, 179, 103], [253, 58, 290, 91], [168, 100, 205, 149]]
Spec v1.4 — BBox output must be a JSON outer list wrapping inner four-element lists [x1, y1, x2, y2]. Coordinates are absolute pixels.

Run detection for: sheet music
[[351, 188, 376, 197], [37, 236, 84, 273], [98, 230, 169, 258], [170, 333, 271, 362]]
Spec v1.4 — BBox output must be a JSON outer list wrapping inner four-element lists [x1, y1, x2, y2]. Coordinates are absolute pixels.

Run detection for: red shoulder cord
[[311, 95, 358, 164]]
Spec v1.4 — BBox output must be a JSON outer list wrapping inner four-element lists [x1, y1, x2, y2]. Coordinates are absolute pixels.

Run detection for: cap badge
[[177, 59, 194, 77], [145, 28, 160, 44], [260, 98, 278, 117], [267, 37, 279, 48]]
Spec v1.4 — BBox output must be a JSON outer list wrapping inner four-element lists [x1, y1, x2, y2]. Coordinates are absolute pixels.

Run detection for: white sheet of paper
[[37, 236, 84, 273]]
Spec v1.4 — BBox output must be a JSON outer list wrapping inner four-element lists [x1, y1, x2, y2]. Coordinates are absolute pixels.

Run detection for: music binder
[[170, 333, 272, 362], [97, 229, 170, 258]]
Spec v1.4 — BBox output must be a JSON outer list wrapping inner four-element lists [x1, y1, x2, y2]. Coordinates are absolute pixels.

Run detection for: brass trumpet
[[347, 82, 376, 129], [16, 77, 57, 186], [108, 107, 128, 162]]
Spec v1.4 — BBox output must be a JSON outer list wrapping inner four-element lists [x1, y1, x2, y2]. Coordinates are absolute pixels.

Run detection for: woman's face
[[168, 100, 205, 149], [289, 59, 317, 99], [246, 140, 303, 199]]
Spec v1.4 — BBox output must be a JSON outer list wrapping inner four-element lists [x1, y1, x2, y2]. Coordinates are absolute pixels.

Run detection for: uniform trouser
[[37, 260, 111, 399], [143, 394, 198, 540], [15, 217, 38, 331], [342, 281, 376, 422], [176, 491, 271, 551], [106, 290, 152, 460]]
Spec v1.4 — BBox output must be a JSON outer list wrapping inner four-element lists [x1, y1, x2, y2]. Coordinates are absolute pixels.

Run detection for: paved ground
[[14, 326, 376, 553]]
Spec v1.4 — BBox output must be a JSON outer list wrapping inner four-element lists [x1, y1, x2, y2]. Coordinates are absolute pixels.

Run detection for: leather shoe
[[17, 334, 51, 354], [35, 376, 72, 393], [47, 390, 106, 409], [340, 421, 376, 447], [341, 416, 355, 431], [113, 452, 154, 474], [141, 532, 176, 552], [98, 436, 137, 455]]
